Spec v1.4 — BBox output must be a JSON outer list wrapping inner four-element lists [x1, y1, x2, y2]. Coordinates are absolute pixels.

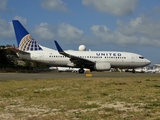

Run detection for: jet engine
[[94, 62, 111, 71]]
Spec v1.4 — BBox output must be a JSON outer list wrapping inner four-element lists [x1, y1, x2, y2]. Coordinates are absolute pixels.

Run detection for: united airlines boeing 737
[[11, 20, 151, 73]]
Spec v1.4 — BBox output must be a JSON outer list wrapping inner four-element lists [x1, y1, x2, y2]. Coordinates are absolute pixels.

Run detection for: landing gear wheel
[[79, 68, 85, 74], [132, 69, 135, 73]]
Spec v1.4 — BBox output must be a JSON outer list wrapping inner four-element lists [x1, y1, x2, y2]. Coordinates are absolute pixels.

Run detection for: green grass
[[0, 76, 160, 120]]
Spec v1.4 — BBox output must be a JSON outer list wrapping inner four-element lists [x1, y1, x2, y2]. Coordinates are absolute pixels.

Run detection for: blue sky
[[1, 0, 160, 65]]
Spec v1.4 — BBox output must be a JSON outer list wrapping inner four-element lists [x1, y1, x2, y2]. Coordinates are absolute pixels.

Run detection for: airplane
[[49, 66, 90, 73], [10, 20, 151, 73], [145, 64, 160, 73], [135, 67, 148, 73]]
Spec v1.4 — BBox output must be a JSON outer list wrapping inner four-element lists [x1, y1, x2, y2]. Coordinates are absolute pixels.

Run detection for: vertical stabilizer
[[12, 20, 42, 51]]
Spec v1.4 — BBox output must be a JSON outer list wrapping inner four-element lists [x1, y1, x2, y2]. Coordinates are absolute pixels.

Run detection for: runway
[[0, 72, 160, 80]]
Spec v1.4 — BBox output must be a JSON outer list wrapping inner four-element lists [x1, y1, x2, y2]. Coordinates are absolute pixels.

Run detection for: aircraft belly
[[48, 60, 68, 66], [111, 61, 147, 68]]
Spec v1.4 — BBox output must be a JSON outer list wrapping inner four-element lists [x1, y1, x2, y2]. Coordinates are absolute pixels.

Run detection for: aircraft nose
[[146, 59, 151, 65]]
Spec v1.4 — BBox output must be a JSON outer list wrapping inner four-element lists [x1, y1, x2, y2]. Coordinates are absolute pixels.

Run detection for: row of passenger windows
[[49, 55, 126, 59], [49, 56, 66, 58]]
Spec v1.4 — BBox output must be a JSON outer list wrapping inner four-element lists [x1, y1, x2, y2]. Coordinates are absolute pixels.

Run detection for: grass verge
[[0, 76, 160, 120]]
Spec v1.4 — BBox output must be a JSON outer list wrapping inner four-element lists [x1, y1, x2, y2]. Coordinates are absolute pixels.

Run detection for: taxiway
[[0, 72, 160, 81]]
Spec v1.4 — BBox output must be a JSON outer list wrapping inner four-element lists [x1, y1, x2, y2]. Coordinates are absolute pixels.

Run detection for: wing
[[54, 40, 95, 67]]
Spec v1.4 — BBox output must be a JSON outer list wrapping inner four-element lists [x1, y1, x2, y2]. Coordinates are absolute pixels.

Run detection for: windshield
[[139, 56, 144, 59]]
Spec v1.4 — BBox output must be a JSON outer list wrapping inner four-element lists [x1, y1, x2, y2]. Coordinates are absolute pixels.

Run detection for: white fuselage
[[12, 20, 151, 72], [17, 49, 150, 69]]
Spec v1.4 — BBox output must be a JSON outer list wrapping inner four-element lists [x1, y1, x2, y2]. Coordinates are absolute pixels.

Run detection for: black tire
[[79, 68, 85, 74], [132, 69, 135, 73]]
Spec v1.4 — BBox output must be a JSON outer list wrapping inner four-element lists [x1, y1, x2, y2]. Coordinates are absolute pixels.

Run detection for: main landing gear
[[78, 68, 85, 74], [132, 69, 135, 73]]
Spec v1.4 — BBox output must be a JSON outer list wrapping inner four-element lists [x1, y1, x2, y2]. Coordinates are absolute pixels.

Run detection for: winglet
[[54, 40, 71, 58], [54, 40, 64, 53]]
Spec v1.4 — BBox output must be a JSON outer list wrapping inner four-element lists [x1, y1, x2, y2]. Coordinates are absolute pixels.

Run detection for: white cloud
[[13, 16, 27, 25], [0, 18, 13, 40], [0, 16, 27, 42], [41, 0, 70, 12], [0, 0, 8, 11], [34, 22, 83, 43], [34, 22, 56, 40], [33, 13, 160, 47], [91, 25, 138, 46], [90, 14, 160, 47], [82, 0, 139, 16], [58, 23, 83, 42], [117, 15, 160, 39]]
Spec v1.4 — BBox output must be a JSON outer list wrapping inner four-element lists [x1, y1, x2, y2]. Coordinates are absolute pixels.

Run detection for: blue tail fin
[[12, 20, 42, 51]]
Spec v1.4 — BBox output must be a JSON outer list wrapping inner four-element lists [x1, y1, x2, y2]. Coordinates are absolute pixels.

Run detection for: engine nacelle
[[94, 62, 111, 71]]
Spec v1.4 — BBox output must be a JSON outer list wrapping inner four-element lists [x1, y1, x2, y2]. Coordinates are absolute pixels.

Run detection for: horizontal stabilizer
[[7, 47, 30, 55]]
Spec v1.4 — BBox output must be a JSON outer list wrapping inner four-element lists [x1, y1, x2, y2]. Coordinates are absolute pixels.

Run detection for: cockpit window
[[139, 56, 144, 59]]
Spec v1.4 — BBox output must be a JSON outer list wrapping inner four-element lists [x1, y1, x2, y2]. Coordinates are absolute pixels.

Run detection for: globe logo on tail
[[19, 34, 42, 51]]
